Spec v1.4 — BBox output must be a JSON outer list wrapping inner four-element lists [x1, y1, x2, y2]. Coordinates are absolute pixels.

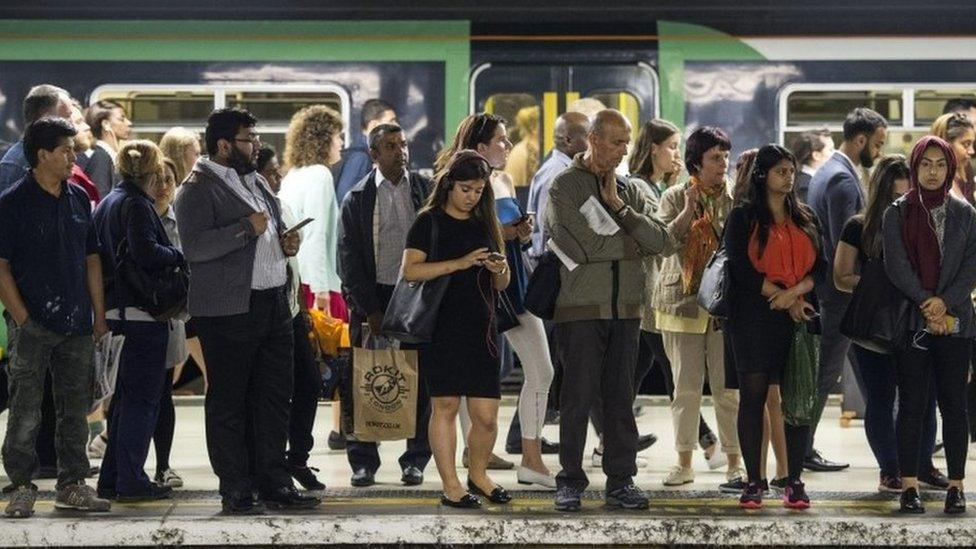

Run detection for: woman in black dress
[[402, 150, 511, 509]]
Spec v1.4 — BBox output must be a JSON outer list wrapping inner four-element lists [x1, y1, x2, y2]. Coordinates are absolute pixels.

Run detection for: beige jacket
[[650, 181, 733, 319]]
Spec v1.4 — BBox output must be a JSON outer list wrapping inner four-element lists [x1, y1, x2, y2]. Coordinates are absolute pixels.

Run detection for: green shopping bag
[[782, 322, 822, 426]]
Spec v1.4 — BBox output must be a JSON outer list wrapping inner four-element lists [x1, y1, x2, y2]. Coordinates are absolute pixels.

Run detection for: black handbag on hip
[[696, 245, 730, 318], [840, 257, 911, 354], [495, 289, 520, 333], [381, 214, 450, 343], [523, 250, 561, 320], [114, 198, 189, 321]]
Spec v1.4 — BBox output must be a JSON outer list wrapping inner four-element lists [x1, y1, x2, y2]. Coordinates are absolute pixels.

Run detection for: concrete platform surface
[[0, 398, 973, 546]]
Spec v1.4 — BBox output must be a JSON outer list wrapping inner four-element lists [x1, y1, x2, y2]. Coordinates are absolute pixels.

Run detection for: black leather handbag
[[381, 215, 450, 343], [696, 246, 730, 318], [114, 199, 188, 321], [495, 289, 520, 333], [840, 257, 911, 354], [523, 250, 561, 320]]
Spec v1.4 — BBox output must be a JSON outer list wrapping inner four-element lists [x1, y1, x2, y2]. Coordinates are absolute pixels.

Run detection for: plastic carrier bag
[[782, 322, 822, 426]]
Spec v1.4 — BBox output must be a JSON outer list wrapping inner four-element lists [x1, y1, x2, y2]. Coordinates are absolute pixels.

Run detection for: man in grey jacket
[[174, 108, 319, 515], [545, 109, 673, 512]]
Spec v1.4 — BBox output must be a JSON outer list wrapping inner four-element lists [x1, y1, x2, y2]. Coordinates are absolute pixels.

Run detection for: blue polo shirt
[[0, 173, 100, 335]]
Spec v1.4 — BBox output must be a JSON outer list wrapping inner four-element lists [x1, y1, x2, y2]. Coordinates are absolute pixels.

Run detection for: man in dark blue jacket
[[806, 107, 886, 473], [337, 123, 432, 488], [332, 99, 398, 203]]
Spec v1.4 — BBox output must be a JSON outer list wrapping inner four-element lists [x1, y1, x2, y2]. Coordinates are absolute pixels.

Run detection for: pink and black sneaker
[[739, 482, 763, 510], [783, 480, 811, 510]]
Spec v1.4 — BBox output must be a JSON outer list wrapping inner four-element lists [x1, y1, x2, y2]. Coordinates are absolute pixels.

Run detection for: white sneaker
[[87, 434, 107, 460], [154, 468, 184, 488], [663, 465, 695, 486], [704, 447, 727, 471], [517, 466, 557, 489], [591, 450, 649, 469]]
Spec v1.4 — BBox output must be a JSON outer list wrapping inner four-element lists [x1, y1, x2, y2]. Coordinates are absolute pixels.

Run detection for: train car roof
[[1, 0, 975, 37]]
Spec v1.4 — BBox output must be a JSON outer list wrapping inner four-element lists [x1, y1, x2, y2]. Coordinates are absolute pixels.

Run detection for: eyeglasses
[[235, 134, 261, 145]]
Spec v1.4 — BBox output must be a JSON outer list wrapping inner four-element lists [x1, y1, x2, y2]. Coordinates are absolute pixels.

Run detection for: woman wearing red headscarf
[[882, 135, 976, 515]]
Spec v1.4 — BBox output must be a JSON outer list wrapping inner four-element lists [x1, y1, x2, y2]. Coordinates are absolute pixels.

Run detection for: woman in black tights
[[724, 145, 824, 510]]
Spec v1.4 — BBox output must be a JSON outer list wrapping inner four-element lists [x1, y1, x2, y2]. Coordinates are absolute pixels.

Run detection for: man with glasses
[[174, 108, 320, 514]]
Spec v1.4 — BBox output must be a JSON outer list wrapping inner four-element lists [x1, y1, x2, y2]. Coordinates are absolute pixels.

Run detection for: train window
[[586, 91, 641, 139], [786, 90, 903, 127], [914, 89, 976, 127], [91, 84, 351, 159], [485, 93, 540, 188]]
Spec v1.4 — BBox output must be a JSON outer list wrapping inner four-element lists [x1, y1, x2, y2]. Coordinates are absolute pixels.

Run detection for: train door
[[470, 62, 659, 203]]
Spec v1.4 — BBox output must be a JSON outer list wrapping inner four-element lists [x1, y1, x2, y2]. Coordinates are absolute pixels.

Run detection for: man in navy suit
[[805, 108, 887, 472]]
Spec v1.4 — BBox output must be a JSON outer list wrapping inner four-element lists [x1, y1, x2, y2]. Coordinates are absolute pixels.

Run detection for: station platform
[[1, 397, 973, 547]]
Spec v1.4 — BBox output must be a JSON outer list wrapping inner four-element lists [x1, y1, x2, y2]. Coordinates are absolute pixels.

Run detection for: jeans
[[2, 320, 93, 490]]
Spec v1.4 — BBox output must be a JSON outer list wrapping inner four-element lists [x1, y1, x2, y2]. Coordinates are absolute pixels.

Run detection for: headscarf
[[902, 135, 956, 292], [680, 175, 724, 294]]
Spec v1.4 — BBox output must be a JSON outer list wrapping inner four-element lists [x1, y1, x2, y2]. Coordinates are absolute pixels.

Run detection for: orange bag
[[307, 308, 350, 357]]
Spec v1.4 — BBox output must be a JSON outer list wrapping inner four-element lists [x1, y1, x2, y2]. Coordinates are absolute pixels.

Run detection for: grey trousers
[[2, 320, 93, 490], [555, 319, 640, 492], [807, 288, 854, 455]]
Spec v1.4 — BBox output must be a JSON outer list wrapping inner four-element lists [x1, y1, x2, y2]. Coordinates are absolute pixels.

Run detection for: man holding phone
[[337, 123, 433, 488]]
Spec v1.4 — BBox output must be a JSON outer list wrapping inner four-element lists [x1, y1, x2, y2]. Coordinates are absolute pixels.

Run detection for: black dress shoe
[[440, 493, 481, 509], [401, 466, 423, 486], [260, 486, 321, 510], [327, 430, 347, 451], [802, 450, 849, 472], [288, 463, 325, 491], [636, 434, 658, 452], [899, 487, 925, 514], [351, 468, 376, 488], [222, 492, 265, 515], [117, 483, 173, 502], [505, 437, 560, 455], [945, 486, 967, 514], [467, 479, 512, 504], [919, 468, 950, 490]]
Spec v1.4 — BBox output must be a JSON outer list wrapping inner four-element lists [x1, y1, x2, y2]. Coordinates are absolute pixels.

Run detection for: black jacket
[[337, 168, 431, 316]]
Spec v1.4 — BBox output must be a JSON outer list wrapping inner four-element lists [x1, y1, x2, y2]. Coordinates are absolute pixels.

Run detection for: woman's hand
[[921, 296, 947, 321], [455, 247, 490, 271], [501, 224, 520, 241], [769, 287, 798, 310], [683, 184, 701, 213], [515, 216, 534, 240], [483, 257, 508, 274], [926, 317, 950, 336], [314, 292, 330, 311], [789, 298, 816, 323]]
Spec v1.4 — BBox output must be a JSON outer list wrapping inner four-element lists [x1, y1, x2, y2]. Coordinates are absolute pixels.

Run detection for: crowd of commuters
[[0, 81, 975, 518]]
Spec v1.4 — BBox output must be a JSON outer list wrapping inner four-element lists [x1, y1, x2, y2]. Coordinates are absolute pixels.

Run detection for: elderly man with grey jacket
[[545, 109, 673, 512]]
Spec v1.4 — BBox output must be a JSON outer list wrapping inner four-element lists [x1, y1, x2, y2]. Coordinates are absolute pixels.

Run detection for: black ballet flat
[[440, 493, 482, 509], [899, 487, 925, 514], [945, 486, 967, 515], [467, 479, 512, 504]]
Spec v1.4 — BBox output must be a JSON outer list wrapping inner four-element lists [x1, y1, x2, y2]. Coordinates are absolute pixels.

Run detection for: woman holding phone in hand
[[403, 150, 511, 509], [882, 136, 976, 515]]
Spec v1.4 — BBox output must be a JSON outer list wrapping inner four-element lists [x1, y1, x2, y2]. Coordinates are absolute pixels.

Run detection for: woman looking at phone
[[882, 136, 976, 514]]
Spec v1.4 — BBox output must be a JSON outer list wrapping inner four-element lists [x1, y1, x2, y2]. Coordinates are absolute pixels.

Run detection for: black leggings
[[153, 369, 175, 474], [738, 371, 809, 483], [896, 335, 970, 480]]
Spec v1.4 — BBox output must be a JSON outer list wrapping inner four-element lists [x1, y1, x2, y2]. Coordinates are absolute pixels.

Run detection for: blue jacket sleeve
[[124, 199, 184, 270]]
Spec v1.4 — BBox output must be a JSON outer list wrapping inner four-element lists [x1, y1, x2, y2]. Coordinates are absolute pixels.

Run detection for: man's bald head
[[554, 111, 590, 156], [586, 109, 632, 173]]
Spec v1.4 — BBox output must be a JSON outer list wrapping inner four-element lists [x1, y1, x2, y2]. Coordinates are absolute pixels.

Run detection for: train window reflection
[[485, 93, 540, 188], [91, 90, 213, 136], [915, 89, 976, 126], [786, 90, 903, 126], [225, 91, 342, 126]]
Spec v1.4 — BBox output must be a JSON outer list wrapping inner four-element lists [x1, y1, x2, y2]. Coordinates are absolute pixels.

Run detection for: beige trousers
[[662, 326, 740, 454]]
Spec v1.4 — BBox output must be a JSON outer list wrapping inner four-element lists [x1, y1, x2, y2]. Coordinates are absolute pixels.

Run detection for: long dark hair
[[434, 113, 506, 173], [423, 149, 505, 254], [628, 118, 680, 182], [744, 144, 820, 258], [858, 155, 909, 259]]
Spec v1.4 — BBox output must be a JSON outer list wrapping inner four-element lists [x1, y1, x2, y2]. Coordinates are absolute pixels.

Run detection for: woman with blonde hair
[[93, 140, 184, 502], [158, 127, 201, 186]]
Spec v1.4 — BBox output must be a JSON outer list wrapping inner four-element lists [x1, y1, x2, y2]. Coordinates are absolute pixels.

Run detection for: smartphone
[[486, 252, 506, 262], [282, 217, 314, 235]]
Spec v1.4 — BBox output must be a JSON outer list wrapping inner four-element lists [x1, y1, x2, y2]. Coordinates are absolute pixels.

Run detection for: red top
[[68, 164, 101, 206], [748, 219, 816, 288]]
